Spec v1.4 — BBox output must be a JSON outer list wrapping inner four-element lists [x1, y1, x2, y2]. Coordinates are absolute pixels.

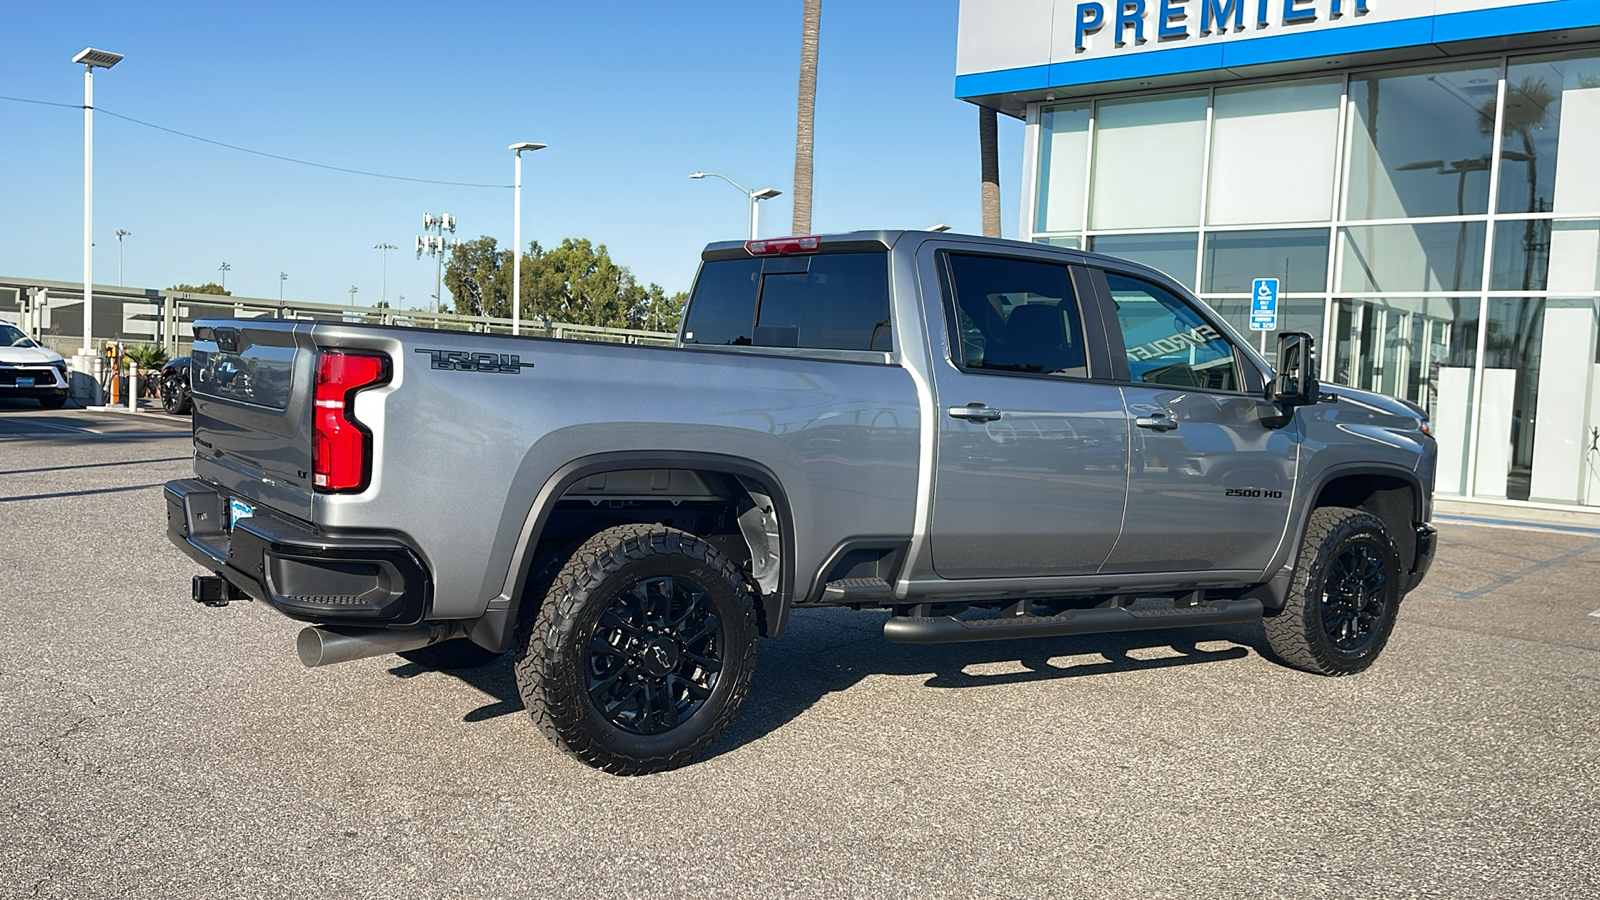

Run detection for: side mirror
[[1271, 332, 1319, 407]]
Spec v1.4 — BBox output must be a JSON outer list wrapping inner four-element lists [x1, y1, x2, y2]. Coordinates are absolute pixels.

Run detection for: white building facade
[[958, 0, 1600, 509]]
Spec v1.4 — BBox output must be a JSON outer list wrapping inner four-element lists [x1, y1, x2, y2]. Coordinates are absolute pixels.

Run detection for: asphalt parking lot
[[2, 400, 1597, 899]]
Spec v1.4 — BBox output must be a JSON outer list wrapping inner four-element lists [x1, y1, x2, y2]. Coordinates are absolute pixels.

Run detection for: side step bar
[[883, 598, 1263, 644]]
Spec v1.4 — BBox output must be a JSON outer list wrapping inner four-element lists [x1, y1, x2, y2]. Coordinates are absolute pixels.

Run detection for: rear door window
[[944, 253, 1088, 377], [683, 252, 891, 351]]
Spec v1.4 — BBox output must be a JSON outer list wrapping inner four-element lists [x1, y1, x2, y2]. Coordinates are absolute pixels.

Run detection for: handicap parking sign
[[1250, 278, 1278, 331]]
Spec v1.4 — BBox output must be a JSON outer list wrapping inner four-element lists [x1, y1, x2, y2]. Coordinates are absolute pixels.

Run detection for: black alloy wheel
[[1320, 539, 1389, 654], [159, 374, 191, 415], [586, 574, 724, 735], [513, 523, 758, 774], [1265, 506, 1403, 676]]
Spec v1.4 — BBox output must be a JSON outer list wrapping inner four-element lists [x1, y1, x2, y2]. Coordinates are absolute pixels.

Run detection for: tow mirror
[[1271, 332, 1319, 407]]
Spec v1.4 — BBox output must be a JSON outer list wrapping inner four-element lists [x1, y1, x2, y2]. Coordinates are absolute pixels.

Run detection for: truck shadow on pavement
[[392, 608, 1260, 757]]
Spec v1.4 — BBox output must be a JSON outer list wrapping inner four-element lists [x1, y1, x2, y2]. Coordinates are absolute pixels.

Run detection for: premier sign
[[954, 0, 1589, 99], [1073, 0, 1372, 51]]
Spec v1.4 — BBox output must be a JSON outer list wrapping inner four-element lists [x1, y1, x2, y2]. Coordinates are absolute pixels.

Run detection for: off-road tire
[[513, 524, 758, 775], [1265, 506, 1402, 676], [398, 639, 503, 670]]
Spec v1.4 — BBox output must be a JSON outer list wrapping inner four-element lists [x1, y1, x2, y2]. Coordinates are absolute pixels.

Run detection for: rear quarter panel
[[312, 325, 921, 618]]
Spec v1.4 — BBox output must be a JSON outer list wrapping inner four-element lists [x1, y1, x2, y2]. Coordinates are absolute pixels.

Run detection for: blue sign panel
[[1250, 278, 1279, 332]]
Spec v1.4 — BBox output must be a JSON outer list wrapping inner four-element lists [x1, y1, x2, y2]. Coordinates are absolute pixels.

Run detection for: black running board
[[882, 599, 1263, 644]]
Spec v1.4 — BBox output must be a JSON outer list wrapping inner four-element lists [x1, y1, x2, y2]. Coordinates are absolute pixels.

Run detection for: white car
[[0, 319, 70, 408]]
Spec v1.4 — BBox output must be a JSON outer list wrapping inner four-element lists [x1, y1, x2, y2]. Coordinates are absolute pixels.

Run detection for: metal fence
[[0, 276, 678, 359]]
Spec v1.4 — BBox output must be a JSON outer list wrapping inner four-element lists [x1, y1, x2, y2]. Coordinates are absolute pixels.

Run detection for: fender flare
[[1253, 462, 1427, 609], [467, 451, 798, 652]]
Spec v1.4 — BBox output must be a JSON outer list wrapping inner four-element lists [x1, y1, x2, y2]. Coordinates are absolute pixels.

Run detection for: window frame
[[935, 249, 1116, 383], [1087, 264, 1267, 396]]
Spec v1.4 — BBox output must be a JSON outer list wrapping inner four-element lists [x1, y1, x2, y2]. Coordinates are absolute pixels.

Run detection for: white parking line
[[1590, 609, 1600, 618]]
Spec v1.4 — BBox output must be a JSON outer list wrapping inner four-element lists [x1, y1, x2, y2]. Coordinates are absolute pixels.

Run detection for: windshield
[[1, 323, 36, 348]]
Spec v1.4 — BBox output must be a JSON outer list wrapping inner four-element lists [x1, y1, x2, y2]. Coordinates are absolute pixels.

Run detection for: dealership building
[[957, 0, 1600, 510]]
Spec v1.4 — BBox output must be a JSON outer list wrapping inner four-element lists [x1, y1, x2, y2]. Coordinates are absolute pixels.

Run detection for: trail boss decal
[[415, 349, 535, 374]]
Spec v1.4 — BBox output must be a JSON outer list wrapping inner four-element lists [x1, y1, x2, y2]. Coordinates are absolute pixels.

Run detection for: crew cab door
[[1086, 267, 1300, 575], [919, 245, 1130, 578]]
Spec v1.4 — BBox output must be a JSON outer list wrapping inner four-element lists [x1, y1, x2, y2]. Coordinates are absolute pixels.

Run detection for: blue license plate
[[228, 497, 254, 530], [16, 376, 33, 388]]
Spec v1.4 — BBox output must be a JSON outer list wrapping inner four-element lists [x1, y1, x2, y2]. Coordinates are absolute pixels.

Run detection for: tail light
[[745, 235, 820, 256], [313, 350, 388, 492]]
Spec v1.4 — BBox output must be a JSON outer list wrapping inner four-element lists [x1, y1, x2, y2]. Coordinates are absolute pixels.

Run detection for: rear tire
[[1265, 506, 1402, 676], [398, 639, 502, 670], [513, 524, 758, 775]]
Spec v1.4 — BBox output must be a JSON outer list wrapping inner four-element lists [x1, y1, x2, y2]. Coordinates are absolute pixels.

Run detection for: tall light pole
[[348, 285, 359, 308], [509, 142, 546, 335], [374, 243, 397, 306], [74, 47, 123, 359], [690, 172, 782, 240], [115, 229, 131, 285], [218, 261, 230, 292]]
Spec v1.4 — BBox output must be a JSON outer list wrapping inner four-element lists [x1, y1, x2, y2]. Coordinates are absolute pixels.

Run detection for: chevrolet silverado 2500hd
[[165, 231, 1437, 773]]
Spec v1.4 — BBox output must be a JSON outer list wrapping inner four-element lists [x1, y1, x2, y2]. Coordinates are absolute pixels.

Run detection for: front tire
[[513, 524, 758, 775], [38, 394, 68, 409], [1265, 506, 1403, 676]]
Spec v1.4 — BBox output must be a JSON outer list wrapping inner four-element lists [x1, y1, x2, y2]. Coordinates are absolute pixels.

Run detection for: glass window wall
[[1089, 92, 1208, 231], [1344, 62, 1502, 221], [1089, 233, 1199, 289], [1338, 222, 1487, 293], [1498, 52, 1600, 215], [1203, 229, 1329, 294], [1026, 49, 1600, 508], [1209, 79, 1342, 226], [1036, 104, 1091, 235]]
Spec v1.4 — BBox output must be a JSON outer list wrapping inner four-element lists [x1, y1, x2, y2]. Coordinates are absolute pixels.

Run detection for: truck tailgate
[[189, 319, 318, 522]]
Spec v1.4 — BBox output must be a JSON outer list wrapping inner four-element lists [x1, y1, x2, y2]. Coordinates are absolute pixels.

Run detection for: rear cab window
[[682, 252, 891, 352]]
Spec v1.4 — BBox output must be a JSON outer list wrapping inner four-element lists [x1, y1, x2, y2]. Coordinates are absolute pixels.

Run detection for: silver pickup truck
[[165, 231, 1437, 773]]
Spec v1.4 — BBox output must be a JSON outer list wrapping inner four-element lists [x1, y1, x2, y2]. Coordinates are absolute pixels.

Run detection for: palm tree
[[979, 106, 1000, 237], [791, 0, 821, 234]]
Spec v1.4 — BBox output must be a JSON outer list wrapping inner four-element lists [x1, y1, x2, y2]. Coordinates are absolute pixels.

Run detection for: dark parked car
[[157, 356, 191, 415]]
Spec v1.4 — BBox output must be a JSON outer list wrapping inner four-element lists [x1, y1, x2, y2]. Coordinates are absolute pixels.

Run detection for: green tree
[[631, 284, 688, 333], [442, 236, 513, 317], [168, 282, 230, 295], [521, 238, 638, 329], [445, 235, 686, 332]]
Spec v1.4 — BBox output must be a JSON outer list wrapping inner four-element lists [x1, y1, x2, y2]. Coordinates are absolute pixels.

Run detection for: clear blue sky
[[0, 0, 1023, 307]]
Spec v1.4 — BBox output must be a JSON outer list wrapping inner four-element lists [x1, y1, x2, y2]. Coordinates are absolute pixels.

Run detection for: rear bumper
[[1404, 522, 1438, 594], [164, 478, 432, 626]]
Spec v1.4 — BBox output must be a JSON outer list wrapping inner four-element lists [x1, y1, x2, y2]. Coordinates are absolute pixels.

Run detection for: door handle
[[1134, 411, 1178, 431], [948, 403, 1002, 422]]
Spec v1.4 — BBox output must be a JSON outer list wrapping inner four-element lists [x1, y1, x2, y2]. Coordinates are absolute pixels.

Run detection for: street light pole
[[74, 47, 122, 359], [689, 172, 782, 240], [348, 285, 359, 307], [218, 261, 230, 292], [374, 243, 397, 306], [115, 229, 130, 285], [509, 142, 546, 335]]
